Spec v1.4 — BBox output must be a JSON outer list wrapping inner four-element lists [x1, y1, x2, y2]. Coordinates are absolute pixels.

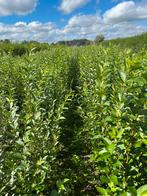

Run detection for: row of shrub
[[0, 40, 50, 56], [102, 32, 147, 49], [0, 45, 146, 195], [1, 32, 146, 56]]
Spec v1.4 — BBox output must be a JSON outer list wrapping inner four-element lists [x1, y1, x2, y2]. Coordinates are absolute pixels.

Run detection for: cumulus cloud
[[0, 0, 147, 42], [104, 0, 147, 23], [59, 0, 90, 14], [0, 0, 37, 16], [61, 13, 147, 40], [1, 14, 146, 43], [0, 21, 57, 42], [61, 14, 103, 39]]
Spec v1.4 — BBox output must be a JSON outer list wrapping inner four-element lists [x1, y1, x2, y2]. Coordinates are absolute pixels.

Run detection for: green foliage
[[137, 185, 147, 196], [12, 44, 29, 57], [103, 32, 147, 49], [95, 34, 105, 44], [0, 44, 146, 195], [0, 40, 50, 57], [56, 39, 92, 46], [79, 45, 146, 195]]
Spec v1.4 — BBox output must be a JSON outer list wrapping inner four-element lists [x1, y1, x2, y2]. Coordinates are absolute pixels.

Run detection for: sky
[[0, 0, 147, 43]]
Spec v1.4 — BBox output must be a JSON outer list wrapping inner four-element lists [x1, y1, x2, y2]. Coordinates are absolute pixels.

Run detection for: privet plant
[[79, 46, 147, 195], [0, 45, 146, 195]]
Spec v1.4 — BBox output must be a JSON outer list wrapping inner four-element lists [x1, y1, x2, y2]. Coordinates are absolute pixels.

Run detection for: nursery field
[[0, 45, 146, 195]]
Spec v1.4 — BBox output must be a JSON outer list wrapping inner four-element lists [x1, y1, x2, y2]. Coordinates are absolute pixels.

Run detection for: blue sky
[[0, 0, 147, 42]]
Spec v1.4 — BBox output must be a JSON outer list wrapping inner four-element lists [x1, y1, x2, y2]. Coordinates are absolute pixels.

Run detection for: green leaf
[[105, 116, 113, 122], [102, 137, 112, 146], [96, 187, 108, 196], [16, 139, 24, 146], [107, 143, 115, 154], [119, 71, 126, 82], [36, 159, 45, 166], [34, 111, 41, 120], [143, 153, 147, 157], [92, 135, 101, 140], [117, 130, 124, 139], [59, 116, 66, 120], [63, 178, 69, 183], [110, 175, 118, 185], [143, 139, 147, 145], [118, 144, 125, 150], [99, 148, 108, 155], [121, 192, 131, 196], [137, 184, 147, 196], [135, 140, 142, 148], [56, 178, 69, 191]]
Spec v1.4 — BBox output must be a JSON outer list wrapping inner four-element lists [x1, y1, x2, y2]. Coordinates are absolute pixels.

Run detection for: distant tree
[[95, 35, 105, 44], [22, 40, 28, 44], [56, 39, 91, 46], [4, 39, 11, 43]]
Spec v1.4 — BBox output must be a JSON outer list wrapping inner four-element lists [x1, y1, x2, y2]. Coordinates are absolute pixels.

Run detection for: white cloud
[[61, 13, 147, 40], [59, 0, 90, 14], [0, 0, 37, 16], [0, 1, 147, 43], [104, 0, 147, 23], [61, 14, 103, 39], [0, 21, 57, 42], [67, 14, 102, 27], [0, 15, 147, 43], [105, 22, 147, 39]]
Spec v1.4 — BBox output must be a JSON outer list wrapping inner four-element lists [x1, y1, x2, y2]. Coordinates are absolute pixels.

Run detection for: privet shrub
[[0, 45, 146, 195]]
